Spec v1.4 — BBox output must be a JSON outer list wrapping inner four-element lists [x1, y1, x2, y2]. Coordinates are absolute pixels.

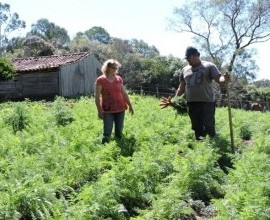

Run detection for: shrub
[[0, 57, 16, 81], [53, 97, 75, 126], [3, 103, 30, 132], [240, 124, 252, 140]]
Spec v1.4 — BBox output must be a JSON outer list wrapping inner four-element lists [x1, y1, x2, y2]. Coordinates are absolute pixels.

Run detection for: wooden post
[[226, 80, 235, 153], [140, 86, 143, 95]]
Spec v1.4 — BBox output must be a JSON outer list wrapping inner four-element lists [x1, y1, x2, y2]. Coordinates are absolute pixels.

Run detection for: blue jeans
[[102, 111, 125, 143]]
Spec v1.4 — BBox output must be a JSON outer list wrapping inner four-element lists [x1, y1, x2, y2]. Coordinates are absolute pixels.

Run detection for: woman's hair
[[101, 59, 122, 75]]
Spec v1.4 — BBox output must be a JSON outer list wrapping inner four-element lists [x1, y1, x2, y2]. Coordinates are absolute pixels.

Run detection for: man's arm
[[175, 80, 186, 98]]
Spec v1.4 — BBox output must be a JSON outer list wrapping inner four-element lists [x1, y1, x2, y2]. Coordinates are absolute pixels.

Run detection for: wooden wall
[[0, 75, 22, 100], [0, 71, 59, 101], [59, 53, 102, 97], [21, 71, 59, 99]]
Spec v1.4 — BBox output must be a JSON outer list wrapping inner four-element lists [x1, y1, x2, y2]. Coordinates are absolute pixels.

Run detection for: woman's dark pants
[[102, 111, 125, 144]]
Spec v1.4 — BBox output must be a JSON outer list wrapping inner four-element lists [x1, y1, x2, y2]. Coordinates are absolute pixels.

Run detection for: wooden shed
[[0, 52, 102, 100]]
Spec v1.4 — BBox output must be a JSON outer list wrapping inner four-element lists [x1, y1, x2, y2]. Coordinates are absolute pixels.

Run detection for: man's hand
[[159, 97, 173, 109], [220, 72, 231, 83], [224, 72, 231, 83]]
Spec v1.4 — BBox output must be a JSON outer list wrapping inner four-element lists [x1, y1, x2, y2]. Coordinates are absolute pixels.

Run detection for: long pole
[[226, 80, 235, 153]]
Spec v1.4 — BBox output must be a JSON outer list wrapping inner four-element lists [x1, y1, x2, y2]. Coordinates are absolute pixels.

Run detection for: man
[[174, 46, 229, 140]]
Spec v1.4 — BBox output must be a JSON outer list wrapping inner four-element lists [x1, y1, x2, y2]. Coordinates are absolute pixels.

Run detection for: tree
[[69, 33, 92, 52], [253, 79, 270, 88], [30, 18, 70, 50], [168, 0, 270, 78], [0, 3, 25, 55], [107, 37, 133, 61], [121, 55, 184, 95], [129, 39, 160, 57], [6, 36, 24, 53], [84, 26, 111, 44], [22, 35, 55, 57], [0, 57, 15, 81]]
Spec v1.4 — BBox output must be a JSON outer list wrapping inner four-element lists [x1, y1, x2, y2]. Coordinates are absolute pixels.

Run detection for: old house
[[0, 52, 102, 100]]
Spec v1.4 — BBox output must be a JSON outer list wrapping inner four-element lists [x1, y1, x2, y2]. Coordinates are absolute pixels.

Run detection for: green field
[[0, 95, 269, 219]]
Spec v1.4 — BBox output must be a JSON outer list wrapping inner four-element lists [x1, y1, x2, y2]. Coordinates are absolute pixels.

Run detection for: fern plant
[[53, 96, 75, 126], [3, 102, 30, 132]]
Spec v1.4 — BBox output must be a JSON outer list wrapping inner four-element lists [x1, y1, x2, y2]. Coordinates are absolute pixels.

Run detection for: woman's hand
[[129, 106, 134, 115], [98, 111, 103, 119]]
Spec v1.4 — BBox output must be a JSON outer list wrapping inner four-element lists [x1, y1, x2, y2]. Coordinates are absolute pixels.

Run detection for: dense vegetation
[[0, 95, 269, 219]]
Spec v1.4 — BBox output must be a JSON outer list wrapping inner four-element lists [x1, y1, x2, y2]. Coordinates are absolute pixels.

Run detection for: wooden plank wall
[[59, 54, 102, 97], [0, 75, 22, 100], [21, 71, 59, 99], [0, 71, 59, 101]]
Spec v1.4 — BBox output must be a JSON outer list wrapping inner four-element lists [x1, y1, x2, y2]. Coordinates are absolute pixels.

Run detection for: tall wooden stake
[[226, 82, 235, 153]]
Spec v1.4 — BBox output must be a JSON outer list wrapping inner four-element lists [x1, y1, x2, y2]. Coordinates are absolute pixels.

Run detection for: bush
[[3, 103, 30, 132], [240, 124, 252, 140], [53, 97, 75, 126], [0, 57, 16, 81]]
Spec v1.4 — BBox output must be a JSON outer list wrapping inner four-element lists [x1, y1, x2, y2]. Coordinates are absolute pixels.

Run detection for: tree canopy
[[30, 18, 70, 49], [84, 26, 111, 44], [0, 3, 25, 55], [168, 0, 270, 79]]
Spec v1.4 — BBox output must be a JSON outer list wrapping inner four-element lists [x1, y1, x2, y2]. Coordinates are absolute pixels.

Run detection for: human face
[[109, 66, 117, 70], [185, 55, 199, 67], [185, 55, 194, 65], [107, 64, 118, 75], [108, 62, 118, 71]]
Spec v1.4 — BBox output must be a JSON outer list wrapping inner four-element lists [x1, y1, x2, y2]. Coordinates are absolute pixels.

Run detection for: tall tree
[[30, 18, 70, 50], [168, 0, 270, 78], [69, 33, 92, 52], [22, 35, 55, 57], [84, 26, 111, 44], [129, 39, 160, 57], [0, 3, 25, 55], [107, 37, 133, 61]]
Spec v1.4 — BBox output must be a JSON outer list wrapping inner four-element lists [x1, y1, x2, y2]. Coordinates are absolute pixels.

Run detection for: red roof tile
[[13, 52, 91, 72]]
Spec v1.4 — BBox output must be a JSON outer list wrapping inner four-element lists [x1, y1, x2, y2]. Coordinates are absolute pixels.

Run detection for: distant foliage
[[0, 57, 16, 81]]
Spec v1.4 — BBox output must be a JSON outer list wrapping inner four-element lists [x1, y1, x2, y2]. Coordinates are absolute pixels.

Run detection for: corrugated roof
[[13, 52, 91, 72]]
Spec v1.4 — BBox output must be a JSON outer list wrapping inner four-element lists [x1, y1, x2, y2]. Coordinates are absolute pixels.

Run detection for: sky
[[4, 0, 270, 80]]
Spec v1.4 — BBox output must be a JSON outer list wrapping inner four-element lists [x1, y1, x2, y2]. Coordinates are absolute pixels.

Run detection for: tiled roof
[[13, 52, 91, 72]]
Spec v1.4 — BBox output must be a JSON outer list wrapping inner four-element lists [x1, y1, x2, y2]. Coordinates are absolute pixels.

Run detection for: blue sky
[[4, 0, 270, 80]]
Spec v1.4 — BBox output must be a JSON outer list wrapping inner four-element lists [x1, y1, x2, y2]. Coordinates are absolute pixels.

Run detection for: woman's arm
[[95, 84, 103, 119], [121, 85, 134, 114]]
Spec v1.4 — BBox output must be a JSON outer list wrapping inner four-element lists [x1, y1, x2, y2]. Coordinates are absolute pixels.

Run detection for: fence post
[[140, 86, 143, 95]]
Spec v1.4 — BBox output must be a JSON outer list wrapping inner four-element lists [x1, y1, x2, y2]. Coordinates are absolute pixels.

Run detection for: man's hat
[[185, 46, 200, 59]]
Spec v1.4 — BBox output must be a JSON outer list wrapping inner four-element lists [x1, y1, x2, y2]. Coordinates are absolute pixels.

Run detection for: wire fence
[[126, 85, 270, 112]]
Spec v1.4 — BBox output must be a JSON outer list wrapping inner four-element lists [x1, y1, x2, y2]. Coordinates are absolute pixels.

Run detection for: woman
[[95, 59, 134, 144]]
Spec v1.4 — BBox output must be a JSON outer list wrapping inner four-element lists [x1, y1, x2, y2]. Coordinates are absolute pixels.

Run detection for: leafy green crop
[[0, 95, 269, 219]]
